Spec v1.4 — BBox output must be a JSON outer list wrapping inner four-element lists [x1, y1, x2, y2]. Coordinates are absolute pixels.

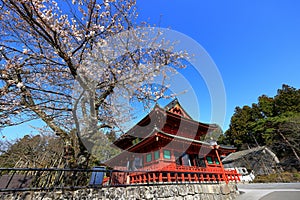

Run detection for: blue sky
[[2, 0, 300, 140], [135, 0, 300, 130]]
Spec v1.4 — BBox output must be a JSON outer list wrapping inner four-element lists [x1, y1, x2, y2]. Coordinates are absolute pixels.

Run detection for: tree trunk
[[277, 130, 300, 163], [63, 131, 91, 169]]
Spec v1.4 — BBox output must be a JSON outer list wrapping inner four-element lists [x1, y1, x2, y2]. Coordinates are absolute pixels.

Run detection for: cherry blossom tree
[[0, 0, 187, 167]]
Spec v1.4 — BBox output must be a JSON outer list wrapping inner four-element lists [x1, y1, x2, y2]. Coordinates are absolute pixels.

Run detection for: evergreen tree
[[223, 84, 300, 170]]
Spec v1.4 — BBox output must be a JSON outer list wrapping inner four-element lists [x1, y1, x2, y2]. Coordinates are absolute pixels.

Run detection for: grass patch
[[253, 171, 300, 183]]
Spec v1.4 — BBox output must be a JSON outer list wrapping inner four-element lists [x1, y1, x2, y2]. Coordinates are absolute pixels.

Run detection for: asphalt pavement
[[236, 183, 300, 200]]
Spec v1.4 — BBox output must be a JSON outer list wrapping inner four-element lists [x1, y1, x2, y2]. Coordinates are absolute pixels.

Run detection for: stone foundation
[[0, 183, 239, 200]]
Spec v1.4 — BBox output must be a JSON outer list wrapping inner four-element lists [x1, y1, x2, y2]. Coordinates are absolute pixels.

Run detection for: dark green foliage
[[90, 131, 121, 163], [0, 134, 64, 168], [0, 131, 120, 168], [223, 84, 300, 170]]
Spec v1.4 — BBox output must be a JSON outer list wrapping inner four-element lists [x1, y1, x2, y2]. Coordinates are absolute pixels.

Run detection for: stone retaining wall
[[0, 183, 239, 200]]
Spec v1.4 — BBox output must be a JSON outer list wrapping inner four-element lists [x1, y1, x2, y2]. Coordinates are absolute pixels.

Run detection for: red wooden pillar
[[236, 169, 241, 182], [160, 148, 163, 161], [167, 172, 171, 182], [148, 173, 151, 182], [214, 146, 228, 184], [159, 172, 163, 182], [181, 173, 185, 182], [143, 174, 147, 183], [200, 174, 204, 182], [188, 173, 192, 182], [194, 173, 198, 182], [206, 174, 210, 181], [217, 173, 221, 182], [153, 173, 156, 182], [175, 173, 178, 182]]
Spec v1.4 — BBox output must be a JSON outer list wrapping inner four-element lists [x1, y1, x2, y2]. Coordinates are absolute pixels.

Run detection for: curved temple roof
[[113, 99, 222, 149]]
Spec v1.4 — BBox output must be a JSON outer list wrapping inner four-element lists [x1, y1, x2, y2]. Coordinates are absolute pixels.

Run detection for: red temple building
[[105, 99, 240, 184]]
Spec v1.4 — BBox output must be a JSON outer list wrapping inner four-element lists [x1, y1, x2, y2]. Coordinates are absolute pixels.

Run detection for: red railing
[[127, 166, 240, 184], [225, 169, 241, 182]]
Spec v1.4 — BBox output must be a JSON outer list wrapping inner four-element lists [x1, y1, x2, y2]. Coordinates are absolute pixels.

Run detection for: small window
[[132, 138, 140, 145], [154, 150, 160, 160], [134, 157, 143, 169], [163, 150, 171, 159], [206, 156, 213, 164], [214, 157, 220, 165], [196, 158, 206, 167], [181, 154, 190, 166], [146, 154, 152, 162]]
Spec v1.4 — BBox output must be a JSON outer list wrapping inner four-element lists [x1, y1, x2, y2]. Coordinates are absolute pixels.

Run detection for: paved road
[[236, 183, 300, 200]]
